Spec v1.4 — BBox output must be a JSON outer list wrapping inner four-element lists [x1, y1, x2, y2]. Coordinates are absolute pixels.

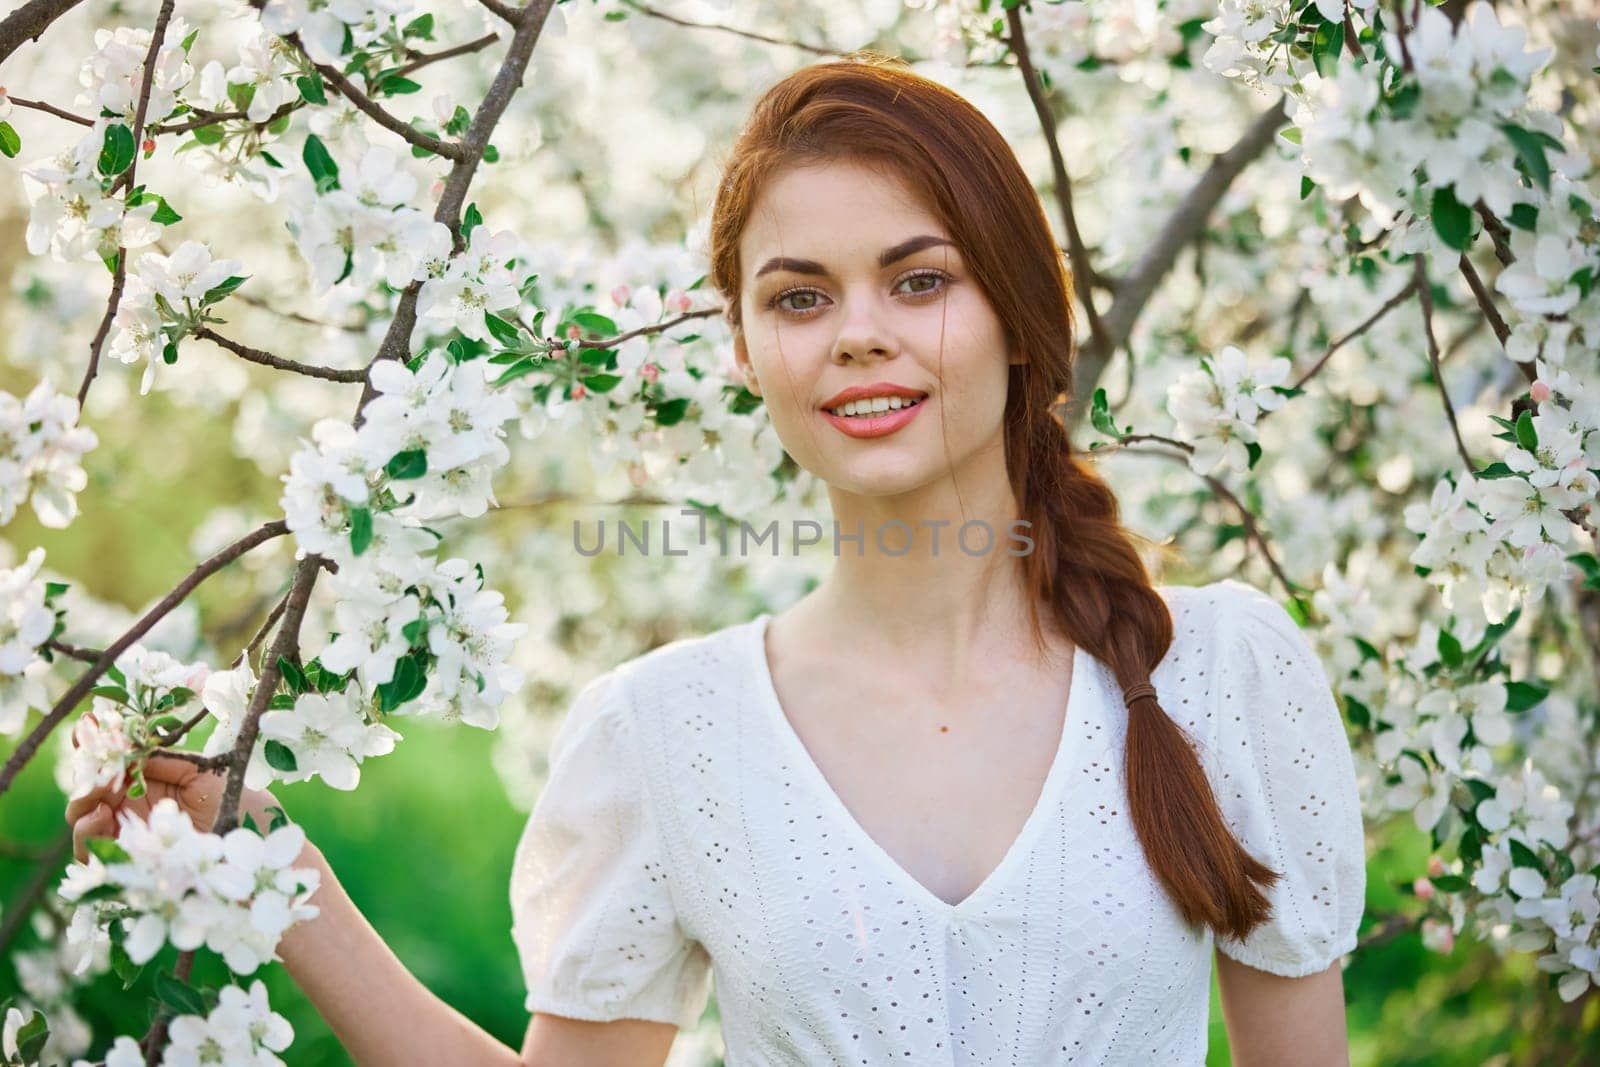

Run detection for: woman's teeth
[[827, 396, 923, 418]]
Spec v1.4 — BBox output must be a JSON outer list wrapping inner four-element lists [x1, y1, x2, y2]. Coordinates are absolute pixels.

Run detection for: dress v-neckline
[[745, 612, 1086, 918]]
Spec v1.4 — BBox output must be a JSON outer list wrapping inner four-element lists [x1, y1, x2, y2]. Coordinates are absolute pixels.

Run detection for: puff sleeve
[[508, 668, 713, 1028], [1207, 579, 1368, 978]]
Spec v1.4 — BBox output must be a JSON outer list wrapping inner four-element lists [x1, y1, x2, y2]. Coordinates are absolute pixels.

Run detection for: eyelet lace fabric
[[509, 580, 1367, 1065]]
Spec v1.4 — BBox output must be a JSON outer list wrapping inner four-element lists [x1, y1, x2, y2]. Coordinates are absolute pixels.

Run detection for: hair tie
[[1122, 681, 1158, 709]]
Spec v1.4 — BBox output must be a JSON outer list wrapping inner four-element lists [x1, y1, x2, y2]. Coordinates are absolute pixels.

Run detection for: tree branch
[[1062, 95, 1290, 430], [193, 326, 369, 383], [0, 0, 84, 65], [0, 520, 289, 799], [1005, 7, 1108, 348]]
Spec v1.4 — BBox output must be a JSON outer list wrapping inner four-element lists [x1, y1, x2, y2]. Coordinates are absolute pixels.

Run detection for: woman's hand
[[65, 751, 285, 863]]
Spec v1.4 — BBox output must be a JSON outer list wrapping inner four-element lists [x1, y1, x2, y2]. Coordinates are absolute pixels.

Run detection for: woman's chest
[[630, 645, 1206, 1018]]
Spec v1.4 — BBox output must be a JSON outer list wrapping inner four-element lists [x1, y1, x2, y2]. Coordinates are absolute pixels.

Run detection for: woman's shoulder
[[607, 612, 764, 713]]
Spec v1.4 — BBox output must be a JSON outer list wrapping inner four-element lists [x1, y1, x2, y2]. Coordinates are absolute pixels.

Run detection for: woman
[[67, 52, 1366, 1066]]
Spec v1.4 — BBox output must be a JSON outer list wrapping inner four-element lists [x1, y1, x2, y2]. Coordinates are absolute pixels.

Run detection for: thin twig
[[44, 639, 102, 663], [236, 589, 291, 671], [78, 0, 177, 410], [5, 94, 93, 126], [618, 0, 849, 57], [1415, 255, 1479, 477], [0, 521, 289, 798], [245, 0, 466, 162], [392, 31, 502, 80], [194, 326, 369, 383], [1278, 275, 1419, 397]]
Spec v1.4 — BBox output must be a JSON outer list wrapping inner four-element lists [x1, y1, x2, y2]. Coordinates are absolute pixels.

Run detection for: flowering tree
[[0, 0, 1597, 1063]]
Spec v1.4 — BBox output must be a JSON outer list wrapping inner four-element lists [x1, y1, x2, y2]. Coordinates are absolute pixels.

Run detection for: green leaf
[[0, 120, 21, 158], [1311, 18, 1344, 77], [98, 123, 136, 176], [377, 655, 427, 712], [1089, 387, 1125, 439], [180, 27, 199, 52], [580, 373, 624, 394], [87, 837, 132, 864], [490, 358, 539, 388], [266, 804, 290, 831], [1437, 628, 1463, 669], [1429, 874, 1469, 893], [264, 738, 298, 772], [190, 121, 225, 146], [482, 143, 499, 164], [278, 654, 308, 695], [484, 311, 523, 348], [653, 396, 691, 427], [445, 105, 472, 137], [147, 195, 183, 225], [201, 275, 248, 304], [302, 133, 340, 194], [1475, 460, 1517, 479], [1300, 174, 1314, 201], [401, 617, 428, 645], [15, 1009, 49, 1062], [1569, 552, 1600, 591], [297, 72, 327, 105], [1514, 408, 1538, 451], [1430, 185, 1475, 251], [90, 684, 132, 703], [463, 201, 482, 239], [384, 449, 428, 480], [1500, 123, 1552, 191], [110, 941, 144, 989], [571, 311, 618, 336], [1505, 680, 1548, 712], [377, 75, 423, 97], [227, 80, 257, 114], [349, 505, 373, 556], [402, 11, 435, 38], [1508, 201, 1539, 230], [1508, 837, 1548, 878], [156, 970, 207, 1016]]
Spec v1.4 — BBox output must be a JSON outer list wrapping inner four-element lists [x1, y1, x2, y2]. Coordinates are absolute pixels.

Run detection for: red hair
[[707, 51, 1280, 941]]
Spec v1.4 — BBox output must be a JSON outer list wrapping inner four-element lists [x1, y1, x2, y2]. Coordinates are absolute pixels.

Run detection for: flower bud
[[1413, 877, 1435, 901], [641, 362, 659, 382], [1427, 855, 1446, 877], [611, 284, 631, 306]]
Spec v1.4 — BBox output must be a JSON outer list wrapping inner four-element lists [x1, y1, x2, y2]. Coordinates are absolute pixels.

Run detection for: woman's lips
[[820, 398, 927, 439]]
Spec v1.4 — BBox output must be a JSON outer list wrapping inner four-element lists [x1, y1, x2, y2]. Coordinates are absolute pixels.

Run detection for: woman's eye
[[769, 271, 950, 316]]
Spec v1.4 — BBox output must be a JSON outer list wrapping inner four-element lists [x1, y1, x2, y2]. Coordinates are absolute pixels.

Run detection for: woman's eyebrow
[[753, 234, 956, 279]]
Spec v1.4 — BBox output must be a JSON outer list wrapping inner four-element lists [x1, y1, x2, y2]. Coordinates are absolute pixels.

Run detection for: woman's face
[[732, 159, 1021, 499]]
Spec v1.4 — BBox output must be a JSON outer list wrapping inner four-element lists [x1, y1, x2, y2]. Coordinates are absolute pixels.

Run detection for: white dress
[[508, 579, 1367, 1065]]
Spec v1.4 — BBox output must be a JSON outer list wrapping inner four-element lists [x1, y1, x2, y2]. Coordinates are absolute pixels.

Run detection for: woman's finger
[[65, 782, 125, 825], [142, 751, 208, 787], [71, 801, 117, 864]]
